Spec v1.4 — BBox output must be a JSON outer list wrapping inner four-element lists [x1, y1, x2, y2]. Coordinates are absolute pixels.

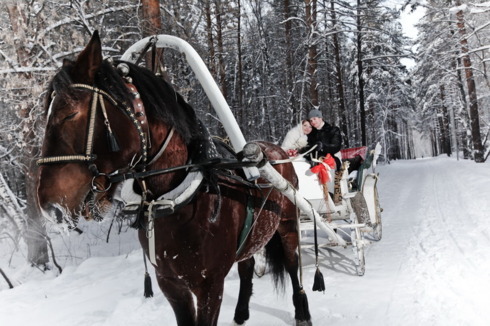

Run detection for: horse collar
[[125, 82, 150, 148]]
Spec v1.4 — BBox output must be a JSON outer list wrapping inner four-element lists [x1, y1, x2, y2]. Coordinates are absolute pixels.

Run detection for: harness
[[36, 79, 261, 190]]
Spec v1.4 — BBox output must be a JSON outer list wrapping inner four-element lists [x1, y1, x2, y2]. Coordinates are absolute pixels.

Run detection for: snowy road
[[273, 156, 490, 326], [372, 158, 490, 326], [1, 156, 489, 325]]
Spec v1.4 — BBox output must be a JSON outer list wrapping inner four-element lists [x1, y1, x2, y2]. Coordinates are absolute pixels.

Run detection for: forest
[[0, 0, 489, 268]]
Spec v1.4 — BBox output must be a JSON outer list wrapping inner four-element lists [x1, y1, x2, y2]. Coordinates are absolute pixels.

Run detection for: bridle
[[37, 82, 151, 192]]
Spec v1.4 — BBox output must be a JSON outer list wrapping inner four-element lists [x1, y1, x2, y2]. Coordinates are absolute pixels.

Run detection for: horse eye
[[63, 112, 78, 121]]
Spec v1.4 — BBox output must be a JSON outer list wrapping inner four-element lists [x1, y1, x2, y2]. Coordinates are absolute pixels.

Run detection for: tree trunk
[[283, 0, 296, 122], [214, 0, 228, 100], [203, 0, 217, 129], [448, 92, 460, 160], [7, 3, 49, 266], [456, 7, 484, 162], [25, 167, 49, 267], [236, 1, 243, 116], [305, 0, 319, 107], [449, 26, 471, 159], [439, 85, 451, 156], [141, 0, 163, 72], [204, 0, 216, 74], [357, 0, 366, 146], [141, 0, 162, 36], [454, 53, 471, 159], [7, 4, 29, 67], [330, 0, 349, 147]]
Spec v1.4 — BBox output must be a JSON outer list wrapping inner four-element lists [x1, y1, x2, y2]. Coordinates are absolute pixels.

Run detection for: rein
[[107, 158, 260, 183], [268, 144, 318, 165]]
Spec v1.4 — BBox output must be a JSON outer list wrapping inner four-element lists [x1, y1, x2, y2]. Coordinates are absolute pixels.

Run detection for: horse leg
[[194, 277, 226, 326], [279, 220, 312, 326], [156, 275, 196, 326], [233, 257, 255, 325]]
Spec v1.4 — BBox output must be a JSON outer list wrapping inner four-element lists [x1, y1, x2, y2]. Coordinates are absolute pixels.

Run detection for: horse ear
[[62, 58, 73, 67], [73, 30, 102, 84]]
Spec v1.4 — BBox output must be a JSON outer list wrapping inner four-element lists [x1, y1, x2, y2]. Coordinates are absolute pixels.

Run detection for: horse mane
[[47, 59, 199, 145]]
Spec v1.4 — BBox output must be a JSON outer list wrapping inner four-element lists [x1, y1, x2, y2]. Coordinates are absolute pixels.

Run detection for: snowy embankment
[[0, 156, 489, 325]]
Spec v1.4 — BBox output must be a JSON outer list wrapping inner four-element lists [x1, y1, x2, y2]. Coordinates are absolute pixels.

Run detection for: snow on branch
[[39, 4, 139, 40], [0, 67, 57, 75], [0, 172, 25, 233], [469, 2, 490, 14], [362, 54, 412, 62]]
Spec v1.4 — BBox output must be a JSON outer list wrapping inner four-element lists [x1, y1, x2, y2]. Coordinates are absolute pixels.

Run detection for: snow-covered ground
[[1, 155, 489, 325]]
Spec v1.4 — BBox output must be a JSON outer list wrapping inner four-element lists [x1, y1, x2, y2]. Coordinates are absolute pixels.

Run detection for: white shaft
[[121, 35, 259, 180]]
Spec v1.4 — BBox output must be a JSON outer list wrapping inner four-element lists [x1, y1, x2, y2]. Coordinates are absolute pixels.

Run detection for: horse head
[[36, 32, 140, 224], [36, 31, 195, 225], [38, 32, 161, 227]]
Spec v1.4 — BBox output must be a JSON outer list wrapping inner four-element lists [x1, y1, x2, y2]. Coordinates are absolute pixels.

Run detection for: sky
[[1, 155, 489, 325], [399, 4, 425, 40], [399, 1, 426, 66], [384, 0, 426, 40], [386, 0, 426, 68]]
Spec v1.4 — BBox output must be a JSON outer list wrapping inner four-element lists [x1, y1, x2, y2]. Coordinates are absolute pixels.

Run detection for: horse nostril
[[52, 206, 64, 223]]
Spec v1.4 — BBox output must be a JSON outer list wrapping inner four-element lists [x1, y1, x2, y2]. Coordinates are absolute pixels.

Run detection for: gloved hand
[[315, 141, 324, 152], [286, 149, 298, 157]]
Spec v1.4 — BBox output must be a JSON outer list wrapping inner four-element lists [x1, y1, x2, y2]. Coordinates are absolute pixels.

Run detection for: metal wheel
[[371, 185, 383, 241], [350, 193, 367, 276]]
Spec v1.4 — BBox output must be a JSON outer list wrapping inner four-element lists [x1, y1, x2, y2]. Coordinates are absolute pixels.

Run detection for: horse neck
[[144, 121, 189, 196]]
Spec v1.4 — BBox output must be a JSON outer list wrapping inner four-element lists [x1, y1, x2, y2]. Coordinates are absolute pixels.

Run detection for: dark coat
[[305, 122, 342, 157]]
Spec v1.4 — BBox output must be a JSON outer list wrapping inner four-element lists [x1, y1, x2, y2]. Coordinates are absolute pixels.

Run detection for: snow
[[1, 155, 490, 325]]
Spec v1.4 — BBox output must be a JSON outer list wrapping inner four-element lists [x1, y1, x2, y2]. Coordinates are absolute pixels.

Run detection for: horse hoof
[[232, 320, 246, 326], [295, 320, 312, 326]]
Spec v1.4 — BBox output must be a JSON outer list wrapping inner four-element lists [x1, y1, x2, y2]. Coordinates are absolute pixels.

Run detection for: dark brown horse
[[36, 31, 312, 326]]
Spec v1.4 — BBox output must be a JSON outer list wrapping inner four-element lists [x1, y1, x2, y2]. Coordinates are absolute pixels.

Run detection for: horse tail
[[264, 231, 286, 291]]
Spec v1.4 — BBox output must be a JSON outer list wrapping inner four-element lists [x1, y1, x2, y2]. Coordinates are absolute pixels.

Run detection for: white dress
[[281, 123, 308, 151]]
